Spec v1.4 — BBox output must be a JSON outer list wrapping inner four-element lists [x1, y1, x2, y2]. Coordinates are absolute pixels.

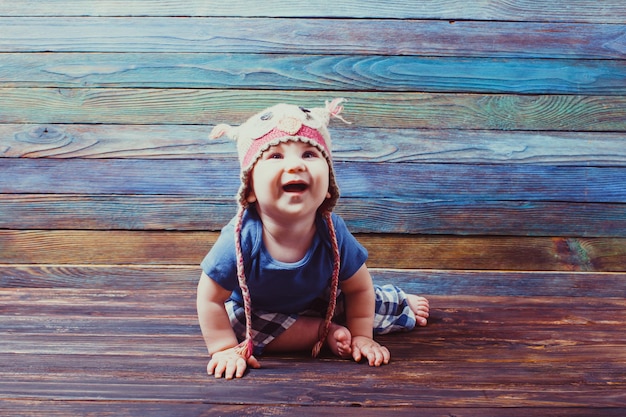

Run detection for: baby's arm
[[340, 264, 390, 366], [196, 272, 260, 379]]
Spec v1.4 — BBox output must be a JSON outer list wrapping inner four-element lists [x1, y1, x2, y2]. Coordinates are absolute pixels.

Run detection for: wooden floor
[[2, 269, 624, 416]]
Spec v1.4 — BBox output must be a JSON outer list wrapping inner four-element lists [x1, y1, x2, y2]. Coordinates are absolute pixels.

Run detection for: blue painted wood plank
[[2, 159, 625, 203], [1, 264, 624, 298], [0, 0, 624, 23], [2, 53, 625, 95], [2, 194, 625, 237], [1, 18, 624, 59], [338, 161, 626, 203], [373, 269, 626, 298], [2, 125, 626, 166], [338, 199, 626, 237]]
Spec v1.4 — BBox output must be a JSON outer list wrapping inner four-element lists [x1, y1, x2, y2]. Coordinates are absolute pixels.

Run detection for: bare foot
[[326, 323, 352, 358], [407, 294, 430, 326]]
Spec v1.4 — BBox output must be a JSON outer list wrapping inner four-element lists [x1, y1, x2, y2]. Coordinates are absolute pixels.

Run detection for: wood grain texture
[[2, 53, 626, 95], [2, 265, 624, 298], [2, 124, 626, 165], [0, 1, 625, 23], [2, 194, 626, 237], [1, 289, 624, 409], [3, 159, 625, 203], [1, 18, 625, 58], [2, 89, 626, 131], [2, 231, 625, 272], [2, 402, 623, 417]]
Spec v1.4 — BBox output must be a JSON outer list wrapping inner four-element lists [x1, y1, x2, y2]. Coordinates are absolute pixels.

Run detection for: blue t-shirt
[[201, 208, 368, 314]]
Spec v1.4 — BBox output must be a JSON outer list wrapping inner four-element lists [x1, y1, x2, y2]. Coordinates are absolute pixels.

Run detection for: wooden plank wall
[[0, 1, 625, 414], [1, 1, 625, 275]]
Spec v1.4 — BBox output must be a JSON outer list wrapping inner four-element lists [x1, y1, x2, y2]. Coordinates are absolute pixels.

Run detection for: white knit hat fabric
[[210, 98, 349, 213]]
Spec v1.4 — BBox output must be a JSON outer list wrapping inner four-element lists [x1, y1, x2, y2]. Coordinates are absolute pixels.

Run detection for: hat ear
[[325, 98, 351, 124], [309, 98, 351, 127], [209, 123, 236, 140]]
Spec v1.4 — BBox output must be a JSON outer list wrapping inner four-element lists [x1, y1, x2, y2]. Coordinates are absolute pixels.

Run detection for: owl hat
[[209, 98, 350, 359]]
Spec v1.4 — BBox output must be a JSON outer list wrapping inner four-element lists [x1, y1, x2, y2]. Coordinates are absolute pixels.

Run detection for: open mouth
[[282, 182, 309, 193]]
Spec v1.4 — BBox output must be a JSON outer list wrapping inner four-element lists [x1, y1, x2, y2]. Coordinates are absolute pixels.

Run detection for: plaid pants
[[225, 284, 416, 356]]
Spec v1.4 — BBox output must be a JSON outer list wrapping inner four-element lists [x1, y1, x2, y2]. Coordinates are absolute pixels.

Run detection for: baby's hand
[[351, 336, 390, 367], [207, 347, 261, 379]]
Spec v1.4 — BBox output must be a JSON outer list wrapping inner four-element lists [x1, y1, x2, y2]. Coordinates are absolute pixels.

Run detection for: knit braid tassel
[[234, 206, 254, 360], [311, 211, 341, 357]]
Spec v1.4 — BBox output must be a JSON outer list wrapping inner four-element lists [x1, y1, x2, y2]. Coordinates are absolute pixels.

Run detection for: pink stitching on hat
[[242, 124, 330, 168]]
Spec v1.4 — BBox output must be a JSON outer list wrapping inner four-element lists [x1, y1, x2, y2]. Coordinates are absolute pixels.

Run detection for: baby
[[197, 99, 429, 379]]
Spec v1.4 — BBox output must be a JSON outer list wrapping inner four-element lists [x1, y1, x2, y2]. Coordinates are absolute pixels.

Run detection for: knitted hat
[[209, 98, 349, 359]]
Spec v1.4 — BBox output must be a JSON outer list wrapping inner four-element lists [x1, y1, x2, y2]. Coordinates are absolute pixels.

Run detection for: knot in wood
[[15, 125, 70, 145]]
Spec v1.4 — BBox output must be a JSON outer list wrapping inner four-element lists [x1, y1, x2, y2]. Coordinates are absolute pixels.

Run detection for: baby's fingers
[[208, 357, 228, 378], [207, 356, 247, 379], [363, 345, 390, 367], [227, 357, 246, 379], [207, 357, 219, 376], [351, 345, 363, 363], [374, 346, 391, 366]]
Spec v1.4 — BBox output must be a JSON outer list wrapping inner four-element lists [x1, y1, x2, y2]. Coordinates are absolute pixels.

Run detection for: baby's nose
[[285, 155, 306, 172]]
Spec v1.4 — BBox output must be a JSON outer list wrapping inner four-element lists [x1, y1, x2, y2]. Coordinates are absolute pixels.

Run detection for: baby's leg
[[264, 316, 352, 358], [407, 294, 430, 326]]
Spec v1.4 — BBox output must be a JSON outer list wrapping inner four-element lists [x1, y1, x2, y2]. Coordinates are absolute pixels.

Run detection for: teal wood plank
[[1, 18, 624, 59], [2, 125, 626, 166], [2, 53, 625, 95], [2, 90, 626, 131], [2, 194, 625, 237], [0, 0, 624, 23], [2, 159, 625, 203]]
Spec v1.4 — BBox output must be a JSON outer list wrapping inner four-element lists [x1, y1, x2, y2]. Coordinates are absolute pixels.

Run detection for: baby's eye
[[266, 152, 283, 159], [302, 150, 319, 158]]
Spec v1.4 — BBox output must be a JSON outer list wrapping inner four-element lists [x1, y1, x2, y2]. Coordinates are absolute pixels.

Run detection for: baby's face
[[247, 141, 330, 220]]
